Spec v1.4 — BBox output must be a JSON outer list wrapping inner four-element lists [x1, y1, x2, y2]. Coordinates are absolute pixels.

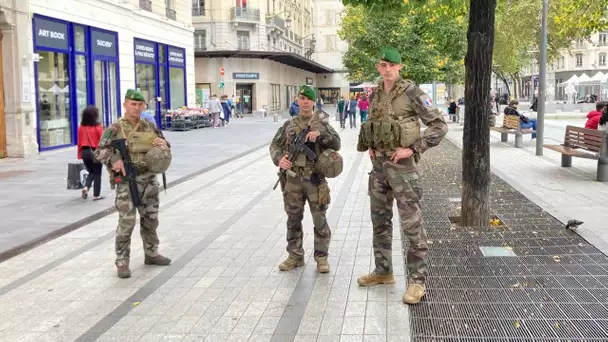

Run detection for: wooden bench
[[490, 114, 536, 148], [544, 125, 608, 182]]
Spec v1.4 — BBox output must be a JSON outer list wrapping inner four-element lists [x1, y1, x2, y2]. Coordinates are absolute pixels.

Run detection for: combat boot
[[403, 283, 425, 305], [315, 256, 330, 273], [278, 255, 305, 271], [116, 261, 131, 279], [144, 254, 172, 266], [357, 272, 395, 286]]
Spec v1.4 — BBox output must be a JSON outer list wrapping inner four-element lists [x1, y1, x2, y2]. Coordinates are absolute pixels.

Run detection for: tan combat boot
[[315, 256, 330, 273], [144, 254, 172, 266], [278, 255, 305, 271], [116, 261, 131, 279], [403, 283, 425, 305], [357, 272, 395, 286]]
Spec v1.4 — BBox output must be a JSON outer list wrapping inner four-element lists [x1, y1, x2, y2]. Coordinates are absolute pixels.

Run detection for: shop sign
[[233, 72, 259, 80], [306, 77, 313, 85], [134, 39, 156, 63], [34, 17, 69, 51], [168, 47, 185, 67], [91, 29, 117, 58]]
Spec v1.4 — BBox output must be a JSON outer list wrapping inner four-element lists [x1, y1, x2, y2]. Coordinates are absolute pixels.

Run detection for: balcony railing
[[139, 0, 152, 11], [231, 7, 260, 22], [166, 8, 176, 20]]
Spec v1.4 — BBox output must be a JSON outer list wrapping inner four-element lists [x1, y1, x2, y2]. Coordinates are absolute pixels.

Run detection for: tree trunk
[[511, 75, 519, 99], [461, 0, 496, 227]]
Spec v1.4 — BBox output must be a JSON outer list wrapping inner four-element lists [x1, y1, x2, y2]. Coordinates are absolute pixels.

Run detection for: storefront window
[[170, 68, 185, 108], [37, 51, 72, 148], [74, 26, 86, 52], [75, 55, 88, 124], [135, 63, 157, 118], [270, 84, 280, 111], [196, 83, 211, 107], [134, 39, 186, 125]]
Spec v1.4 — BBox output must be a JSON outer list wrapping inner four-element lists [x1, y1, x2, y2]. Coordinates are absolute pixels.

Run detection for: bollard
[[273, 113, 279, 122]]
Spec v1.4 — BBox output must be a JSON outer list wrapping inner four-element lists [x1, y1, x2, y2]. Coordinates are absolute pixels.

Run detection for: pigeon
[[565, 219, 584, 230]]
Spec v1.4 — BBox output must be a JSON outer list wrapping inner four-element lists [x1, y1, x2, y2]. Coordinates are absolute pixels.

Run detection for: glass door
[[94, 60, 119, 127]]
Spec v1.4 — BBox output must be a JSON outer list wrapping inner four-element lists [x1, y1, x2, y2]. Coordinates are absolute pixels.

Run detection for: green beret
[[298, 85, 316, 101], [125, 89, 145, 102], [379, 47, 402, 64]]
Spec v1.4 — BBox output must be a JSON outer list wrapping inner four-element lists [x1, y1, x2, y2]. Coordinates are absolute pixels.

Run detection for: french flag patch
[[423, 98, 433, 107]]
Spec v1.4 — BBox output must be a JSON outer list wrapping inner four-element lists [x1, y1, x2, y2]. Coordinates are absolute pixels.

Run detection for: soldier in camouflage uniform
[[95, 89, 172, 278], [356, 47, 448, 304], [270, 85, 342, 273]]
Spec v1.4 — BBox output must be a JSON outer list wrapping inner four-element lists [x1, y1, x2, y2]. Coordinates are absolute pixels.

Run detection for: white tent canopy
[[558, 75, 579, 86], [579, 71, 607, 85], [350, 82, 377, 88]]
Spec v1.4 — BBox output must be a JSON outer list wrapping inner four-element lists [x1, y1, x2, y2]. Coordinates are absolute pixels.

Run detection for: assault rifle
[[272, 110, 326, 190], [110, 138, 141, 207]]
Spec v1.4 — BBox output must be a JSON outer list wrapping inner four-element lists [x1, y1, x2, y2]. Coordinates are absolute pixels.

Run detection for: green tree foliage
[[338, 0, 468, 84], [492, 0, 608, 96]]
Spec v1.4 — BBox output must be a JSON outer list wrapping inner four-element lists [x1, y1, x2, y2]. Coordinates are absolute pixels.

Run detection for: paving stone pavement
[[0, 119, 414, 342], [1, 114, 606, 341], [0, 111, 294, 259], [445, 116, 608, 255]]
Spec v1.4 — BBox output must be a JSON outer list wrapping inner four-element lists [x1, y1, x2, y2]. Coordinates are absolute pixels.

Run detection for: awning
[[194, 50, 334, 74]]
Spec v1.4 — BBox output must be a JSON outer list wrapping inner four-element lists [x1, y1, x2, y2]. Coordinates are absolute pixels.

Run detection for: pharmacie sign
[[34, 17, 69, 50]]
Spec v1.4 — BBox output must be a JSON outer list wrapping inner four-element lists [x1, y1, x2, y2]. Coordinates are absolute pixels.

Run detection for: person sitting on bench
[[504, 100, 536, 139]]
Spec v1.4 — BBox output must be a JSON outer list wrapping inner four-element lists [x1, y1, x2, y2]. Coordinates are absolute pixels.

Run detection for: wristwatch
[[409, 144, 417, 154]]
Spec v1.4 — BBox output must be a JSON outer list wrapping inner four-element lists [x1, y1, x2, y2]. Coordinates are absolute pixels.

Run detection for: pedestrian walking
[[77, 106, 104, 201], [356, 47, 448, 305], [269, 85, 343, 273], [95, 89, 173, 278]]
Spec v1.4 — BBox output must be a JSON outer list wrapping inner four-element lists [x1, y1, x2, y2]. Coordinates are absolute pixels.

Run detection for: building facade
[[193, 0, 349, 113], [0, 0, 195, 157], [517, 32, 608, 101]]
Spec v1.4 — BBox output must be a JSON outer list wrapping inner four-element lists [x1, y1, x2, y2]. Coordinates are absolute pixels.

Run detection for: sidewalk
[[0, 112, 290, 260], [444, 116, 608, 256], [0, 117, 606, 341]]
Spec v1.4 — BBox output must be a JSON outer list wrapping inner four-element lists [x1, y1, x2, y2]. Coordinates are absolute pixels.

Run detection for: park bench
[[544, 125, 608, 182], [490, 114, 535, 148]]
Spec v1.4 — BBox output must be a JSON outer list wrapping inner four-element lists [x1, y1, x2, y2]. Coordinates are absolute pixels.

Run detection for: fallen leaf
[[511, 283, 521, 288], [555, 322, 559, 329], [552, 255, 561, 262], [132, 301, 140, 307], [514, 320, 521, 328]]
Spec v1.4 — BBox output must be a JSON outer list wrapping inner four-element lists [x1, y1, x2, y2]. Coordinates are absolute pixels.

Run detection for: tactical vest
[[356, 81, 421, 152], [117, 118, 159, 172], [285, 116, 322, 178]]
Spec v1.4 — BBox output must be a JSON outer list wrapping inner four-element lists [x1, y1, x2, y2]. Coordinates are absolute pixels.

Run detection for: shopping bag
[[67, 162, 87, 189]]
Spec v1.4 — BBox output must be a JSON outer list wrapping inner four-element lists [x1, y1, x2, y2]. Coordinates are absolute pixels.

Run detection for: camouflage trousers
[[282, 175, 332, 259], [368, 158, 428, 284], [114, 172, 160, 266]]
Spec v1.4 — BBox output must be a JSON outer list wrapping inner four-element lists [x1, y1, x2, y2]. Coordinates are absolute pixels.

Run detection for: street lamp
[[285, 15, 292, 29], [265, 12, 292, 29]]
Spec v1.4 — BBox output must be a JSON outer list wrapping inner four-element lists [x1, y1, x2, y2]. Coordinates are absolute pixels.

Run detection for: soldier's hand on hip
[[152, 138, 167, 147], [390, 147, 413, 163], [279, 155, 293, 170], [305, 130, 321, 142], [112, 159, 126, 176]]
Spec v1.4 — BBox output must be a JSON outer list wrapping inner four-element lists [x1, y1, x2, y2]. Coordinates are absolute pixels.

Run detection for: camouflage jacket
[[269, 111, 341, 167], [94, 117, 170, 167], [372, 78, 448, 154]]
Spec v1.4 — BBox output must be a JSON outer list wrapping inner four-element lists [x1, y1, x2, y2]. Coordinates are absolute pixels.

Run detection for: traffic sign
[[219, 81, 225, 89], [219, 67, 225, 75]]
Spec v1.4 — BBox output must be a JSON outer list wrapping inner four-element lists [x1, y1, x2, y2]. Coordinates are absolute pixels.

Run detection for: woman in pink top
[[77, 106, 105, 201], [358, 95, 370, 122]]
